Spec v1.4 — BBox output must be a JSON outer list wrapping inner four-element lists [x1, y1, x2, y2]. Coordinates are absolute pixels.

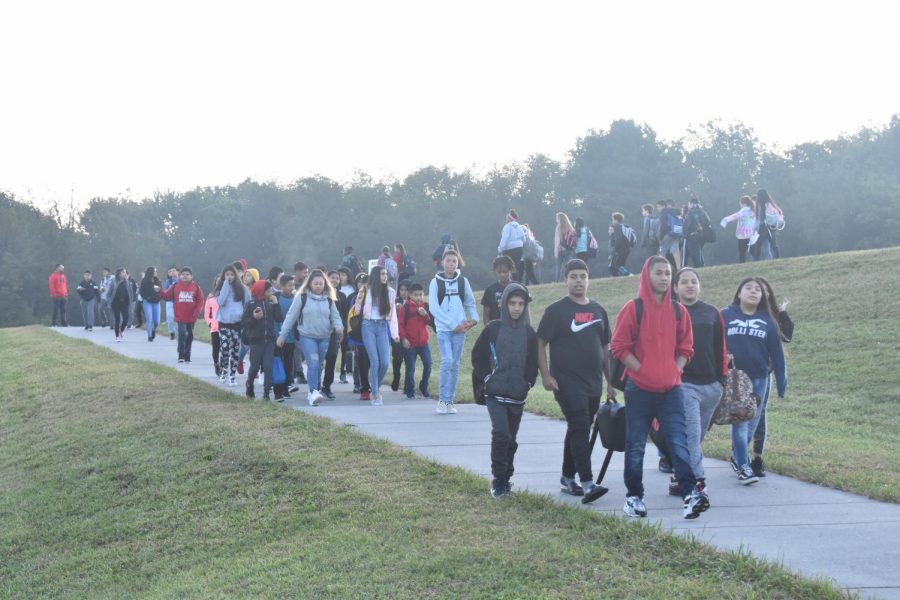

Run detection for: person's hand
[[154, 285, 161, 292], [779, 299, 790, 311], [417, 307, 427, 316], [452, 323, 467, 334], [402, 339, 411, 349], [276, 338, 284, 348], [269, 295, 278, 304], [392, 336, 400, 343], [253, 307, 263, 320], [606, 388, 617, 402], [542, 374, 559, 392]]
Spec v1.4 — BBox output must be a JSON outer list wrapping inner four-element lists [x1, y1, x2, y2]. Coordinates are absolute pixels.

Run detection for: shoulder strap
[[404, 303, 411, 326], [298, 293, 308, 326], [436, 278, 446, 306], [672, 299, 682, 321]]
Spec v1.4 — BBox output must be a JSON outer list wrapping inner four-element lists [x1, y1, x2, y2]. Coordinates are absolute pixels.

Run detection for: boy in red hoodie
[[48, 263, 69, 326], [397, 283, 433, 399], [611, 256, 708, 520], [158, 267, 204, 363]]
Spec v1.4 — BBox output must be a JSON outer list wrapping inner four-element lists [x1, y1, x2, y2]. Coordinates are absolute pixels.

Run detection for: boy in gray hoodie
[[471, 283, 538, 498]]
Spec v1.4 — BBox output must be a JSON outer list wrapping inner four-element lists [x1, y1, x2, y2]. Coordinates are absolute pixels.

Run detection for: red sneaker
[[360, 391, 371, 401], [236, 361, 244, 375]]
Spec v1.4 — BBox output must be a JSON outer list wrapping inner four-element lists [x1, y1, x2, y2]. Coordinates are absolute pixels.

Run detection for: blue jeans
[[404, 345, 433, 397], [752, 237, 774, 261], [299, 335, 330, 393], [362, 319, 391, 397], [731, 377, 770, 468], [437, 330, 466, 403], [143, 301, 160, 338], [623, 380, 696, 498], [165, 301, 175, 333], [177, 322, 194, 360]]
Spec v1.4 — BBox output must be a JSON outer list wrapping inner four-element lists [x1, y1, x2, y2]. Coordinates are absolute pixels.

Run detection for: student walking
[[720, 196, 758, 263], [429, 250, 479, 414], [76, 270, 99, 331], [347, 273, 372, 400], [321, 270, 350, 399], [397, 282, 433, 399], [536, 259, 611, 505], [139, 267, 162, 341], [472, 283, 538, 498], [337, 267, 355, 383], [243, 281, 283, 401], [683, 198, 712, 267], [109, 268, 134, 341], [273, 274, 297, 401], [162, 266, 178, 339], [355, 266, 399, 406], [608, 212, 633, 277], [389, 281, 410, 391], [481, 256, 514, 324], [215, 265, 248, 386], [158, 267, 204, 363], [204, 279, 222, 377], [498, 210, 526, 282], [657, 200, 684, 271], [750, 189, 785, 261], [98, 267, 114, 328], [395, 243, 417, 283], [568, 218, 598, 264], [278, 269, 343, 406], [722, 277, 788, 485], [640, 204, 660, 262], [48, 264, 69, 326], [554, 212, 575, 282], [610, 257, 709, 519], [669, 267, 728, 496]]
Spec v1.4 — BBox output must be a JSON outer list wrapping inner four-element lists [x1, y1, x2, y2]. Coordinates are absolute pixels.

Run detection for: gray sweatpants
[[681, 381, 722, 480]]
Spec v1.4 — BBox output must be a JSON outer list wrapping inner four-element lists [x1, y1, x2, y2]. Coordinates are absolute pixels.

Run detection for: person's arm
[[768, 320, 788, 397], [277, 291, 303, 345], [470, 325, 492, 380], [720, 209, 741, 227], [779, 310, 794, 343], [388, 296, 399, 341], [428, 279, 449, 332], [714, 311, 728, 384], [158, 285, 174, 301], [537, 337, 558, 391], [397, 304, 408, 342], [610, 302, 641, 372], [498, 223, 510, 253], [463, 278, 479, 324], [192, 285, 205, 322], [675, 306, 694, 372], [216, 282, 230, 307], [525, 328, 539, 387], [330, 299, 343, 334]]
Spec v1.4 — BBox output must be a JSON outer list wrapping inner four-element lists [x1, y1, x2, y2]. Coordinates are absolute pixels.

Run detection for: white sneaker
[[371, 394, 383, 406], [435, 401, 448, 414], [218, 373, 227, 384], [228, 376, 236, 387], [308, 390, 322, 406], [446, 402, 458, 414]]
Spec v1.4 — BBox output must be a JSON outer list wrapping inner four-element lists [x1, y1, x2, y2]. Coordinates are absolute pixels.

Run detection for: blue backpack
[[668, 211, 684, 238]]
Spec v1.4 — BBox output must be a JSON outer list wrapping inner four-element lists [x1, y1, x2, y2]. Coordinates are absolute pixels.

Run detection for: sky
[[2, 0, 898, 208]]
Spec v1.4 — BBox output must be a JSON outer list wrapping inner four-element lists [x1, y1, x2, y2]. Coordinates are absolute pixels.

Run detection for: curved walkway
[[56, 326, 900, 599]]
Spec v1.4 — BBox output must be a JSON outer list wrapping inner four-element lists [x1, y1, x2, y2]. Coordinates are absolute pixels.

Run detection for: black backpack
[[608, 297, 683, 391], [297, 293, 334, 326], [434, 276, 468, 307]]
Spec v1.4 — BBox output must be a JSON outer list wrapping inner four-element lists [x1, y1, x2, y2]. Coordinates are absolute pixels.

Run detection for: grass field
[[0, 327, 846, 598], [180, 248, 900, 502]]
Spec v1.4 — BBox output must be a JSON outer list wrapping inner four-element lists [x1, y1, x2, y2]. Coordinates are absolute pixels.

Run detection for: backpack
[[383, 257, 399, 281], [434, 276, 469, 308], [586, 230, 599, 258], [343, 254, 364, 276], [667, 211, 684, 238], [608, 297, 683, 391], [297, 293, 334, 326], [402, 255, 417, 276], [522, 237, 544, 262], [622, 225, 637, 248], [648, 216, 661, 242]]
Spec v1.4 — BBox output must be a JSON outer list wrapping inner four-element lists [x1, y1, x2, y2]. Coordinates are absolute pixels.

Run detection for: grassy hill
[[182, 248, 899, 502], [0, 327, 844, 598]]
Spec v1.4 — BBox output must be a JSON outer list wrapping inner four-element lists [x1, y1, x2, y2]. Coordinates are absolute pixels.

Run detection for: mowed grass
[[187, 247, 900, 502], [0, 327, 844, 599]]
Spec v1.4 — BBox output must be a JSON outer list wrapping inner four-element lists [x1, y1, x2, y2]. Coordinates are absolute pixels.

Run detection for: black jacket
[[139, 277, 162, 303], [76, 279, 99, 301], [471, 320, 538, 402], [241, 299, 283, 344]]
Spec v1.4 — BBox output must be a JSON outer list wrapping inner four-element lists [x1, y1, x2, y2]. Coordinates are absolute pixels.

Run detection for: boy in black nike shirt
[[537, 259, 614, 504], [481, 256, 515, 324]]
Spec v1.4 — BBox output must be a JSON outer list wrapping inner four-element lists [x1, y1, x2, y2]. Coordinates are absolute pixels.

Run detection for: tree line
[[2, 117, 899, 327]]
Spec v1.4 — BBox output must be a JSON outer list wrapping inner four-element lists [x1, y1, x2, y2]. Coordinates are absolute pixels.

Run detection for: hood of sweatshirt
[[499, 282, 530, 328], [251, 280, 267, 300], [435, 271, 459, 285]]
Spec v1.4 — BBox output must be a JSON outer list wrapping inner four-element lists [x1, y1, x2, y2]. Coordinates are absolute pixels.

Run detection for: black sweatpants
[[322, 332, 340, 391], [211, 331, 221, 374], [248, 340, 275, 394], [554, 390, 601, 482], [486, 397, 524, 480], [274, 342, 295, 398], [112, 303, 129, 336]]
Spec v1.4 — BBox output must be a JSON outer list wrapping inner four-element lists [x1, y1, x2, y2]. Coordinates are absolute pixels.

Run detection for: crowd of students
[[50, 223, 791, 521]]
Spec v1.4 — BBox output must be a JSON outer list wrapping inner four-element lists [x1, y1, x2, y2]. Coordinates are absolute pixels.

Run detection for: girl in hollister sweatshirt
[[721, 277, 788, 486]]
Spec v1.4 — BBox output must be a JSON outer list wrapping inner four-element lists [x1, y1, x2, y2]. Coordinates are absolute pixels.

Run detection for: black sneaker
[[288, 385, 299, 394], [668, 475, 682, 497], [683, 482, 710, 519], [737, 465, 759, 485], [263, 391, 271, 401], [321, 388, 335, 400], [581, 481, 609, 504], [751, 456, 767, 478], [170, 333, 175, 340], [245, 386, 255, 399], [490, 478, 509, 498], [658, 457, 674, 474], [390, 379, 400, 392], [729, 456, 741, 475], [559, 476, 584, 497], [178, 358, 185, 363], [353, 385, 360, 394]]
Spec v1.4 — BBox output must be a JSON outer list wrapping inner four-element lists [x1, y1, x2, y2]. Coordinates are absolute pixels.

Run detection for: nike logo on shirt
[[570, 318, 604, 333]]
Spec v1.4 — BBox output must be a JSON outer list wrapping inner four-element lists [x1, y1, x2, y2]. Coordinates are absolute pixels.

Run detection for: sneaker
[[435, 401, 449, 414], [288, 385, 299, 394], [445, 402, 458, 414], [623, 495, 648, 518], [116, 337, 122, 343], [751, 456, 767, 478], [360, 390, 371, 401], [308, 390, 322, 406], [581, 481, 609, 504], [236, 361, 244, 375], [737, 465, 759, 485], [228, 376, 236, 387], [321, 388, 335, 400], [390, 379, 400, 392], [245, 385, 255, 399], [353, 385, 361, 394], [729, 456, 741, 475], [559, 476, 584, 497], [683, 482, 710, 519], [658, 457, 674, 474], [263, 391, 271, 401], [668, 475, 682, 497], [218, 373, 227, 384], [490, 478, 510, 498], [420, 389, 431, 399], [339, 375, 348, 384], [371, 395, 383, 406], [406, 394, 416, 399], [170, 333, 175, 340], [178, 358, 185, 363]]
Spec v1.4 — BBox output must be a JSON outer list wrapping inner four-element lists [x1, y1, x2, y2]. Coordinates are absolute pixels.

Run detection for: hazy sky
[[2, 0, 898, 207]]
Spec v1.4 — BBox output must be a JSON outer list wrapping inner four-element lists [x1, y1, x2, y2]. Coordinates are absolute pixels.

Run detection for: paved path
[[57, 326, 900, 599]]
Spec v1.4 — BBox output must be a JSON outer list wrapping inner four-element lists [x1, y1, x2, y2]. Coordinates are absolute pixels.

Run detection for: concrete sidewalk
[[57, 326, 900, 599]]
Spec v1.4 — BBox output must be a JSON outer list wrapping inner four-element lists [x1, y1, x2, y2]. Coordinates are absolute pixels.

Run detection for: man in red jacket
[[158, 267, 204, 363], [611, 256, 708, 520], [48, 264, 69, 326], [397, 283, 433, 399]]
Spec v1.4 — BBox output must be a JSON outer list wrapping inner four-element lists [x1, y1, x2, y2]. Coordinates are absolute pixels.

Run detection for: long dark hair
[[142, 266, 157, 283], [732, 277, 774, 318], [215, 264, 246, 302], [756, 276, 785, 339], [395, 243, 406, 259], [368, 266, 391, 317]]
